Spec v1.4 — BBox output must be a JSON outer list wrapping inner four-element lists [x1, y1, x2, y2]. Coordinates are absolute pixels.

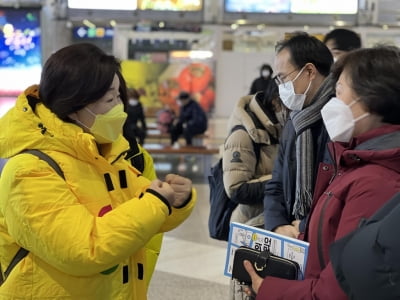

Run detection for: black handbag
[[232, 246, 301, 284]]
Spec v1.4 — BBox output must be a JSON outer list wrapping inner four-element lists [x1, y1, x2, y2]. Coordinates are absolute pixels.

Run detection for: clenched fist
[[165, 174, 192, 207]]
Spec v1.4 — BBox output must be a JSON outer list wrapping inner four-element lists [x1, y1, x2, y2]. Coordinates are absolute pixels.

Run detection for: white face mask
[[262, 70, 270, 78], [278, 66, 311, 111], [129, 99, 139, 106], [321, 97, 370, 143]]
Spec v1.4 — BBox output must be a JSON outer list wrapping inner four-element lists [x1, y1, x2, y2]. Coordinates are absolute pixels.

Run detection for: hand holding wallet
[[232, 246, 301, 284]]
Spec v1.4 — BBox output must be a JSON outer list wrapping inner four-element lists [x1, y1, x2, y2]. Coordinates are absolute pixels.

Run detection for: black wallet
[[232, 246, 300, 284]]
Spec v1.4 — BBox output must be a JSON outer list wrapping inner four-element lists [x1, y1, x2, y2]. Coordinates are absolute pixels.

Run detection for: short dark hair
[[332, 45, 400, 124], [39, 43, 121, 120], [177, 91, 190, 100], [127, 88, 140, 100], [323, 28, 361, 51], [255, 80, 281, 123], [275, 32, 333, 77]]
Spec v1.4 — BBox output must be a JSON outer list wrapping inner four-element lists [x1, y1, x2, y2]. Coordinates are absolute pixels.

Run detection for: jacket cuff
[[146, 189, 172, 215]]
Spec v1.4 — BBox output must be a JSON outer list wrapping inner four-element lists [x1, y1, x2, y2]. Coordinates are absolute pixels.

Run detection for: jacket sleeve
[[1, 156, 191, 277], [257, 166, 400, 300], [231, 180, 269, 205], [159, 188, 197, 232], [263, 125, 292, 231], [137, 143, 161, 286], [257, 265, 348, 300]]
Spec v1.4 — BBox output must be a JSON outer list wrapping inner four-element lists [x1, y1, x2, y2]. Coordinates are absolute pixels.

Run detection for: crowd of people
[[0, 27, 399, 300], [226, 28, 400, 300]]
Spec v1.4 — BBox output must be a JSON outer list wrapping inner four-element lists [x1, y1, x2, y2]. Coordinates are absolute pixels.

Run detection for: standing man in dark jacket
[[249, 63, 274, 95], [263, 33, 335, 238], [170, 91, 208, 146]]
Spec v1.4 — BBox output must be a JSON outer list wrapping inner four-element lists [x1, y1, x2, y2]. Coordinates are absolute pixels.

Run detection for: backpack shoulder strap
[[21, 149, 65, 180], [1, 248, 29, 282], [125, 142, 145, 173], [0, 150, 65, 285]]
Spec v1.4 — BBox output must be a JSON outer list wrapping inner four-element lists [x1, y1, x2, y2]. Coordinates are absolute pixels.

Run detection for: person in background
[[243, 44, 400, 300], [323, 28, 361, 61], [123, 87, 147, 145], [263, 32, 335, 238], [0, 43, 197, 299], [249, 63, 274, 95], [170, 91, 208, 146], [225, 82, 285, 228], [225, 82, 287, 299]]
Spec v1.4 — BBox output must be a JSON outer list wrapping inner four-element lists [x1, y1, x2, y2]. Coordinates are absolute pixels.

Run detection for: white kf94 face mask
[[321, 97, 370, 143], [278, 66, 311, 111]]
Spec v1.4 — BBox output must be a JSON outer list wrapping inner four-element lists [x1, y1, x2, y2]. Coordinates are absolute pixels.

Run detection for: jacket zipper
[[317, 191, 333, 270]]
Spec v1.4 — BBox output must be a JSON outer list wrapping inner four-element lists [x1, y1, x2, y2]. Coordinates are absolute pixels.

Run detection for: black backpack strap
[[0, 150, 65, 284], [125, 142, 145, 173], [22, 149, 65, 180], [1, 248, 29, 284]]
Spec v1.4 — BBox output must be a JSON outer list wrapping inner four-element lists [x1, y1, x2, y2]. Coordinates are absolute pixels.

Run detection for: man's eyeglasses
[[273, 69, 299, 85]]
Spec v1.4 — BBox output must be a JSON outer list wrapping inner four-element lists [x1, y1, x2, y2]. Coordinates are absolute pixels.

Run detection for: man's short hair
[[275, 32, 333, 77], [323, 28, 361, 51], [177, 91, 190, 100]]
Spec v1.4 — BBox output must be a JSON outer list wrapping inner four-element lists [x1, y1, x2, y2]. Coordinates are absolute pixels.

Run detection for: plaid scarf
[[290, 75, 334, 219]]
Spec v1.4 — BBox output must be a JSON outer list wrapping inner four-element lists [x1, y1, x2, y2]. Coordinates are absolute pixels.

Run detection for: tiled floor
[[147, 118, 233, 299]]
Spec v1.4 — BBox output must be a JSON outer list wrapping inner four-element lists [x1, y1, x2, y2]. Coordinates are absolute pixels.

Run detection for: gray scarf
[[291, 75, 335, 219]]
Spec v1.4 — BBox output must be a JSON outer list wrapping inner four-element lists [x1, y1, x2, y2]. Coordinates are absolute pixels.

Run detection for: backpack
[[208, 125, 261, 241], [330, 192, 400, 300]]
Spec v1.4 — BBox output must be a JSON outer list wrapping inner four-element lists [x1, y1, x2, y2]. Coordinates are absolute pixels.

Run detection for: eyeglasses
[[273, 69, 299, 86]]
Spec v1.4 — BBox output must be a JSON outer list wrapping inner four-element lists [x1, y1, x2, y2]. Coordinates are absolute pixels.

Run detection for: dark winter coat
[[249, 67, 273, 95], [263, 115, 331, 232], [330, 191, 400, 300], [175, 99, 207, 132]]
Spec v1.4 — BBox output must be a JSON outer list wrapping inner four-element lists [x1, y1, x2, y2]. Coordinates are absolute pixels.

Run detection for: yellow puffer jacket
[[0, 86, 196, 299], [134, 144, 164, 287]]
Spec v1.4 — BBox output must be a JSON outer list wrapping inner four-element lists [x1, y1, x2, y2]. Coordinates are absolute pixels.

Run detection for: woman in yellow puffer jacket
[[0, 43, 196, 299]]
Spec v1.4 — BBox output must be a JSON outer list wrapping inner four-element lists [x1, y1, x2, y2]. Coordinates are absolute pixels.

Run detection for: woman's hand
[[149, 179, 175, 206], [165, 174, 192, 207], [243, 260, 264, 296]]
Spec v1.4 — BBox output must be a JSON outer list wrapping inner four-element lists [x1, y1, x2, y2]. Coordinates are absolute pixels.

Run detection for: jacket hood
[[329, 125, 400, 174], [228, 94, 281, 145], [0, 85, 129, 162]]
